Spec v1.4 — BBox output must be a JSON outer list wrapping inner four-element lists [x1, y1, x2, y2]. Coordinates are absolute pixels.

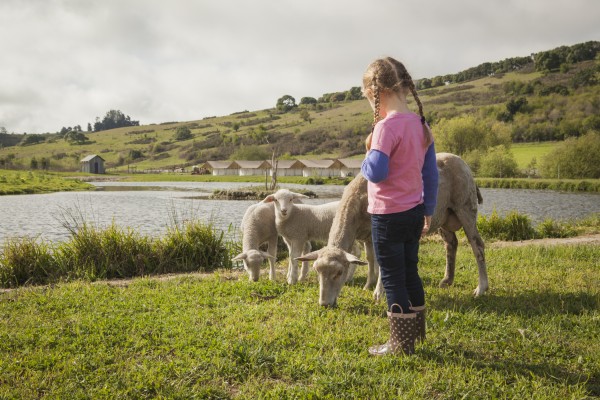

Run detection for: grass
[[0, 241, 598, 398], [511, 142, 558, 170], [0, 220, 236, 288], [475, 177, 600, 192], [0, 169, 93, 195]]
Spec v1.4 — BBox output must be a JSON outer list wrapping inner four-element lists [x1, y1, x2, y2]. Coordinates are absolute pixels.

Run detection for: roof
[[202, 161, 240, 169], [235, 160, 271, 169], [272, 160, 305, 169], [299, 159, 335, 169], [80, 154, 105, 162], [337, 158, 363, 168]]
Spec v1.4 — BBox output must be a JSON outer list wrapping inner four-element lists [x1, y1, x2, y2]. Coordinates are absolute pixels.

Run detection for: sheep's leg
[[364, 240, 378, 290], [298, 241, 312, 282], [286, 240, 301, 285], [373, 258, 385, 303], [455, 211, 489, 296], [267, 236, 278, 281], [439, 227, 458, 288]]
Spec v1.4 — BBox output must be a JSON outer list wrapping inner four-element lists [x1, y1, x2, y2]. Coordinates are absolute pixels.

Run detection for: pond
[[0, 181, 598, 244]]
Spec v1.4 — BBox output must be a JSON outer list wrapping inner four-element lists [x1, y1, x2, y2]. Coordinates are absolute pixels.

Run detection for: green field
[[511, 142, 559, 169], [0, 169, 93, 195], [1, 240, 598, 399]]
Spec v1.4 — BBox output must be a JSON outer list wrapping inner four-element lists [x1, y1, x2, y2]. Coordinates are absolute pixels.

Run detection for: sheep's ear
[[232, 253, 247, 261], [292, 192, 310, 200], [262, 194, 275, 203], [295, 250, 320, 262], [344, 251, 368, 265], [260, 251, 276, 260]]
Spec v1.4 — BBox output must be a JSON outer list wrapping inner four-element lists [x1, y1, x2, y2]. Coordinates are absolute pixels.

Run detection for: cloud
[[0, 0, 598, 133]]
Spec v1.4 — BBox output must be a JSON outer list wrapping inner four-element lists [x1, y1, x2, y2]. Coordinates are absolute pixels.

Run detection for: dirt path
[[489, 233, 600, 248]]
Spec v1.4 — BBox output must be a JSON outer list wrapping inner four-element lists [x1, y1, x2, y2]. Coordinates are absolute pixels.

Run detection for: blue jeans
[[371, 204, 425, 312]]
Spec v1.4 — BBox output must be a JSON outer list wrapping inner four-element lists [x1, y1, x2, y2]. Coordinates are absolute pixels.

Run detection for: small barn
[[236, 160, 271, 176], [80, 154, 105, 174], [338, 158, 363, 177], [203, 161, 240, 176]]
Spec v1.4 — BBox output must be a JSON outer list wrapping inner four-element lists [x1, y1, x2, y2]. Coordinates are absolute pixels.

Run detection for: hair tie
[[421, 116, 426, 125]]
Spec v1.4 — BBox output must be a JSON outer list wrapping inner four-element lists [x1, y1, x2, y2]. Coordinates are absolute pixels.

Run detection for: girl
[[360, 57, 438, 355]]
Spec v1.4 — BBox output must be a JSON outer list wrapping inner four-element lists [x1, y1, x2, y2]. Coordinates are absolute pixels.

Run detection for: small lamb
[[233, 200, 311, 282], [263, 189, 341, 285]]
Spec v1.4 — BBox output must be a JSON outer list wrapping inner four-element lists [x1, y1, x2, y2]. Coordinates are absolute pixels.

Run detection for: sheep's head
[[296, 246, 367, 307], [232, 250, 275, 281], [263, 189, 308, 219]]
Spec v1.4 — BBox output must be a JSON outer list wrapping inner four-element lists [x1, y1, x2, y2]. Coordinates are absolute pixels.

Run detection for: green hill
[[0, 42, 598, 175]]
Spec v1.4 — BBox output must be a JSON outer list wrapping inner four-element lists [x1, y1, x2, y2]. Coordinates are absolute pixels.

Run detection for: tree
[[87, 123, 92, 132], [276, 95, 297, 112], [20, 134, 45, 146], [300, 97, 317, 106], [300, 109, 312, 124], [64, 130, 88, 144], [93, 110, 139, 132], [435, 115, 512, 158], [174, 126, 193, 141], [540, 131, 600, 178], [30, 157, 39, 170], [478, 146, 518, 178]]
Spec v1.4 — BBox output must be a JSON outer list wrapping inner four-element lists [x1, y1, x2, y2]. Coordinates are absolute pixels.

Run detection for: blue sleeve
[[361, 149, 389, 183], [421, 143, 438, 216]]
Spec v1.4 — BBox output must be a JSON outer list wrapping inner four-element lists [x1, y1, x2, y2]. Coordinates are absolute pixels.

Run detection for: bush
[[477, 210, 536, 241], [56, 223, 155, 280], [536, 218, 576, 238], [174, 126, 193, 141], [478, 146, 519, 178], [157, 221, 232, 273], [540, 131, 600, 178]]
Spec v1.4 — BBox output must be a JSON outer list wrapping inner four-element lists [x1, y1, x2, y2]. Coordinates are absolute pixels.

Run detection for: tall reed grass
[[0, 219, 233, 288]]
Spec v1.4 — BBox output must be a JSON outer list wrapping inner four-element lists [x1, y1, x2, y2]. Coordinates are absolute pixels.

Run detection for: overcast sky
[[1, 0, 598, 134]]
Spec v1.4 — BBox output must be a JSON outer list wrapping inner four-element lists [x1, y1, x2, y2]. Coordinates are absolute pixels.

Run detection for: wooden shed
[[80, 154, 105, 174]]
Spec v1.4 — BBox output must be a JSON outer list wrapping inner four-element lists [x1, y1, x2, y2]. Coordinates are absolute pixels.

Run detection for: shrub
[[0, 238, 56, 288], [478, 146, 519, 178], [536, 218, 576, 238], [157, 220, 232, 273], [477, 210, 536, 241], [56, 223, 155, 280], [540, 131, 600, 178]]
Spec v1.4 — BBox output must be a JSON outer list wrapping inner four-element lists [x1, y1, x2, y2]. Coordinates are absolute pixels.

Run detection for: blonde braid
[[388, 57, 433, 146], [372, 77, 381, 132]]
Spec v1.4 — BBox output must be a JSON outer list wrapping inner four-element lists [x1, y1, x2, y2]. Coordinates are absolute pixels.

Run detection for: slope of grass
[[0, 169, 93, 195], [0, 241, 598, 398]]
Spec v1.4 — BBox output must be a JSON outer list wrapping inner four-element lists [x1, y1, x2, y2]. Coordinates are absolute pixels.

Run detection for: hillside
[[0, 42, 598, 175]]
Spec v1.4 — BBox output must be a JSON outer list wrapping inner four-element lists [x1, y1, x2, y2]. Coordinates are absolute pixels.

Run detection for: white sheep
[[263, 189, 342, 285], [232, 200, 311, 282], [298, 153, 489, 307]]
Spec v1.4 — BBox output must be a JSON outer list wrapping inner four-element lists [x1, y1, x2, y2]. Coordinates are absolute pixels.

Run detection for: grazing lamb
[[263, 189, 343, 285], [233, 201, 312, 282], [297, 153, 489, 307]]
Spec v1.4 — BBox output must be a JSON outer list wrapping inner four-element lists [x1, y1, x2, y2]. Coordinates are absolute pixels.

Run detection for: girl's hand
[[365, 132, 373, 152], [421, 215, 432, 238]]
